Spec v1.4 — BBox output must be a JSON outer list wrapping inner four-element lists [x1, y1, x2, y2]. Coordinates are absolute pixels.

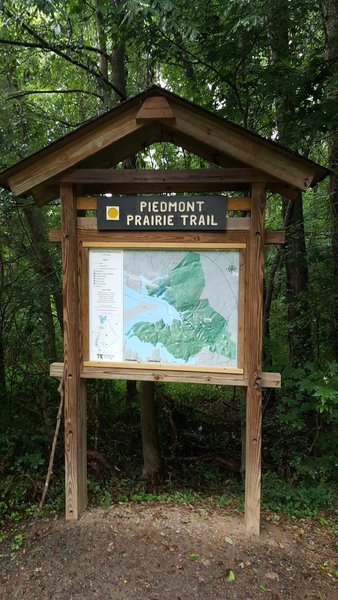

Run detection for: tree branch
[[37, 371, 65, 515], [7, 88, 104, 101], [153, 28, 247, 122], [0, 36, 112, 59], [0, 6, 126, 101]]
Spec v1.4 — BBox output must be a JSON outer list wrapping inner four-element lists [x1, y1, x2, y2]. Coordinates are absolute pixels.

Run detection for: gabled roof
[[0, 85, 328, 205]]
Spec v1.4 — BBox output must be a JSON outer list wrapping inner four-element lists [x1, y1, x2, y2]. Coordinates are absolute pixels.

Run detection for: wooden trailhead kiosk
[[0, 86, 328, 535]]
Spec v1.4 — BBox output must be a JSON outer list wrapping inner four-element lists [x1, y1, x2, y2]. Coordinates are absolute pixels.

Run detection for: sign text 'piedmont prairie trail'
[[97, 195, 227, 231]]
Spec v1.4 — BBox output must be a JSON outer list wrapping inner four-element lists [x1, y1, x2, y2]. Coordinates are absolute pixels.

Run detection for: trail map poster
[[88, 248, 240, 369]]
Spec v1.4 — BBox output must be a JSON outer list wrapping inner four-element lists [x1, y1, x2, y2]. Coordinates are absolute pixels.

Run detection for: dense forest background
[[0, 0, 337, 519]]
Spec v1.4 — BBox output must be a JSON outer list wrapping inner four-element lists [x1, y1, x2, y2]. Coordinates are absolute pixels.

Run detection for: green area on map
[[127, 252, 236, 362]]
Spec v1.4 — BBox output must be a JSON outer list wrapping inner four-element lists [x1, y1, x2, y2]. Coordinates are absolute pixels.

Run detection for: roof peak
[[0, 86, 328, 204]]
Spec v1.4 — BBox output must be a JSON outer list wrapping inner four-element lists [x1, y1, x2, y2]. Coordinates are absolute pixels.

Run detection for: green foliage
[[278, 362, 338, 426], [10, 533, 24, 552], [262, 366, 337, 488], [261, 473, 334, 517], [298, 362, 338, 416], [0, 474, 41, 521], [187, 553, 198, 562], [0, 0, 337, 527]]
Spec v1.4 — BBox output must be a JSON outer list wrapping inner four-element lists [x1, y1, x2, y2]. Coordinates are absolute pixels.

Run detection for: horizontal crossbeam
[[50, 362, 281, 388]]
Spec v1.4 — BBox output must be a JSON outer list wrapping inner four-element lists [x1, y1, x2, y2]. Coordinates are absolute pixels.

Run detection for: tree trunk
[[111, 0, 127, 103], [328, 137, 338, 358], [140, 382, 162, 478], [95, 0, 111, 107], [125, 379, 137, 423], [323, 0, 338, 358], [23, 205, 63, 359], [263, 246, 283, 365], [269, 0, 313, 364], [0, 247, 6, 399], [0, 322, 6, 400], [283, 194, 312, 362]]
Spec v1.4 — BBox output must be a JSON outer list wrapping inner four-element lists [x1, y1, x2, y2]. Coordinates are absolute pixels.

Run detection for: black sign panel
[[97, 196, 227, 231]]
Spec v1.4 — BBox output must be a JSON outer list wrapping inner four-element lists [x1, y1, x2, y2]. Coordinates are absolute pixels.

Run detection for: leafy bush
[[262, 473, 334, 516]]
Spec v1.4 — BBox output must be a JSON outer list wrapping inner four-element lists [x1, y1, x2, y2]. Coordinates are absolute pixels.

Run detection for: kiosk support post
[[60, 183, 87, 520], [244, 182, 265, 535]]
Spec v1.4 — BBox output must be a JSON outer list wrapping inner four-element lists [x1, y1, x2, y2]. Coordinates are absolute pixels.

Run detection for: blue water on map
[[123, 276, 185, 364]]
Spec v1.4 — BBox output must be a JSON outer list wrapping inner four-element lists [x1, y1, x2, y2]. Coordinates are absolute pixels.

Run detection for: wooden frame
[[80, 240, 246, 383], [50, 361, 281, 387], [53, 182, 272, 533], [54, 182, 272, 533]]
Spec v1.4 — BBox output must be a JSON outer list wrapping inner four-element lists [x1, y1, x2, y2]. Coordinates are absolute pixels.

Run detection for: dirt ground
[[0, 502, 336, 599]]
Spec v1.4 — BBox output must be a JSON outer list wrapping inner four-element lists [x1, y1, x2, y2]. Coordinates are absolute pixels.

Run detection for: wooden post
[[60, 182, 87, 520], [244, 182, 265, 535], [140, 382, 162, 477]]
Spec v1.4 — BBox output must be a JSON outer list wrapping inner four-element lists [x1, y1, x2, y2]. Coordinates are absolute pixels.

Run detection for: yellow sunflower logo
[[106, 206, 120, 220]]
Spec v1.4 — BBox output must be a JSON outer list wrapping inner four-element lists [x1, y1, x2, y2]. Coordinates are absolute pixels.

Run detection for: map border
[[83, 242, 246, 375]]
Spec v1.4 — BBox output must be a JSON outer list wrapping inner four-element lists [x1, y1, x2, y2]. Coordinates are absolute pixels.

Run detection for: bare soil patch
[[0, 503, 336, 599]]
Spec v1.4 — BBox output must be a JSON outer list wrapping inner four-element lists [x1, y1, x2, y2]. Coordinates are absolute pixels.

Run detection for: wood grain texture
[[244, 182, 266, 535], [49, 228, 284, 245], [82, 241, 246, 249], [265, 230, 285, 244], [83, 361, 243, 374], [61, 167, 275, 186], [74, 122, 161, 175], [28, 164, 303, 206], [8, 108, 142, 196], [136, 96, 176, 123], [50, 229, 250, 244], [170, 105, 315, 191], [161, 126, 248, 170], [60, 183, 87, 521], [50, 362, 281, 388], [160, 127, 316, 200]]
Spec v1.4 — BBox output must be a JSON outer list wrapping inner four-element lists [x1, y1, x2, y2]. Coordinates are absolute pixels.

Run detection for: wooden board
[[244, 182, 265, 535], [136, 96, 176, 123], [161, 125, 249, 170], [61, 167, 275, 186], [50, 362, 281, 388], [160, 127, 312, 200], [169, 104, 316, 191], [60, 183, 87, 521], [8, 107, 143, 196], [82, 241, 246, 249], [49, 228, 284, 245], [83, 361, 243, 375]]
